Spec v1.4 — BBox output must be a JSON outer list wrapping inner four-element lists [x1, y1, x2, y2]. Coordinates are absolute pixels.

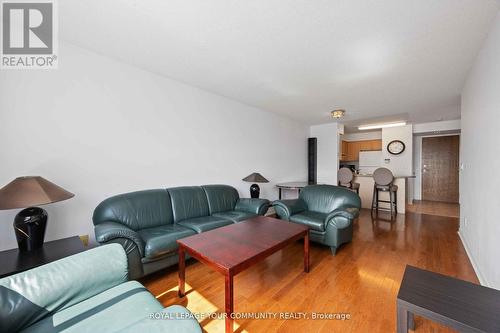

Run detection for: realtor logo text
[[1, 0, 58, 69]]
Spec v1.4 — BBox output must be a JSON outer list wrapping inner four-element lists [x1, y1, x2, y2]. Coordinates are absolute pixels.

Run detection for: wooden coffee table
[[177, 216, 310, 333]]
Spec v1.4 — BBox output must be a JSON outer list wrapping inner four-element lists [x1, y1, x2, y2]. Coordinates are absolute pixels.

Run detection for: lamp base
[[14, 207, 47, 252], [250, 184, 260, 198]]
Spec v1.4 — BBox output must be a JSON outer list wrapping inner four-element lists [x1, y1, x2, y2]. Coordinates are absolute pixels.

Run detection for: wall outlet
[[79, 234, 89, 246]]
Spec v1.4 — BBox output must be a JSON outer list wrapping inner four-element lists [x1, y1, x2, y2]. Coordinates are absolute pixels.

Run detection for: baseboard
[[458, 230, 488, 286]]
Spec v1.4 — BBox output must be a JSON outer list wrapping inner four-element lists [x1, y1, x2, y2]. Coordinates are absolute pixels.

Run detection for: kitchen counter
[[353, 174, 413, 214], [355, 174, 415, 178]]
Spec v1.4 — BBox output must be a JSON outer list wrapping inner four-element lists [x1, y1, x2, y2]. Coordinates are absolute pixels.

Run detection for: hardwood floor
[[141, 209, 477, 333], [406, 200, 460, 218]]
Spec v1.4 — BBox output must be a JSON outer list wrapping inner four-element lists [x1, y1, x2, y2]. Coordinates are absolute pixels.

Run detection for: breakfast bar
[[353, 174, 414, 214]]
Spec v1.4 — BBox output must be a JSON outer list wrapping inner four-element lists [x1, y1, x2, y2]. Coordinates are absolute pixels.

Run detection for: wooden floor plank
[[141, 207, 477, 333]]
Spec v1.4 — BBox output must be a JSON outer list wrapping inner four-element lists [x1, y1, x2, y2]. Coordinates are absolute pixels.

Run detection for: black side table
[[0, 236, 86, 278], [397, 265, 500, 333]]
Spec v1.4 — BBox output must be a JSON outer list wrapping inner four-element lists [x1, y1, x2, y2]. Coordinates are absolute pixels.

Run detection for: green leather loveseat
[[0, 244, 201, 333], [272, 185, 361, 255], [93, 185, 269, 279]]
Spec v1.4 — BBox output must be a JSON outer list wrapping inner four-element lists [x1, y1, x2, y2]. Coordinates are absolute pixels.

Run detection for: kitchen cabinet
[[340, 140, 348, 161], [341, 139, 382, 161]]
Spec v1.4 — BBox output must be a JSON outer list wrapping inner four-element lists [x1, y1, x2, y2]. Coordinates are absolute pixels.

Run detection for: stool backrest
[[373, 167, 394, 186], [338, 167, 353, 185]]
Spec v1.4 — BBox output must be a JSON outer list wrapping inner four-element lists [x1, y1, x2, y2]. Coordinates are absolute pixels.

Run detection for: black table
[[276, 182, 314, 199], [0, 236, 86, 278], [397, 265, 500, 333]]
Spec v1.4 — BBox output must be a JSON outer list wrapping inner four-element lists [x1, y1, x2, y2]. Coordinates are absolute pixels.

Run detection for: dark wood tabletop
[[177, 215, 309, 275], [0, 236, 86, 278], [177, 216, 309, 333], [397, 265, 500, 332]]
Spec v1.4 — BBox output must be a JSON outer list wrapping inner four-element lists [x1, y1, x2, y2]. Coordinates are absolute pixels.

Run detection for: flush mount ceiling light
[[331, 109, 346, 119], [358, 121, 407, 130]]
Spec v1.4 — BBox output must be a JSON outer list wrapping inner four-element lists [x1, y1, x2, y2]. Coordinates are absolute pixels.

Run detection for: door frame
[[414, 133, 461, 202]]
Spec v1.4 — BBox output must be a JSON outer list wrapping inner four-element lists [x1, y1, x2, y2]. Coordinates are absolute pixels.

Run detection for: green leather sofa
[[93, 185, 269, 279], [0, 244, 201, 333], [272, 185, 361, 255]]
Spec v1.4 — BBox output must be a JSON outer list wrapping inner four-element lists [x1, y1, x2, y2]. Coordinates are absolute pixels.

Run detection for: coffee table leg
[[178, 246, 185, 297], [304, 231, 310, 273], [225, 273, 234, 333]]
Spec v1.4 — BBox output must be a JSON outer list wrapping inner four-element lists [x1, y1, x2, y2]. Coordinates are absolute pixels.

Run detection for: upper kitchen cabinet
[[340, 139, 382, 161]]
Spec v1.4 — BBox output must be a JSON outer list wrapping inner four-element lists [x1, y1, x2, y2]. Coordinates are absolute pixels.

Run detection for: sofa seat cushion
[[177, 216, 233, 233], [290, 211, 327, 232], [21, 281, 163, 333], [138, 225, 196, 259], [212, 210, 257, 223]]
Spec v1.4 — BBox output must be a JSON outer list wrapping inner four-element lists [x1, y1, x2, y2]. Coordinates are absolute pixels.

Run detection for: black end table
[[397, 265, 500, 333], [0, 236, 86, 278]]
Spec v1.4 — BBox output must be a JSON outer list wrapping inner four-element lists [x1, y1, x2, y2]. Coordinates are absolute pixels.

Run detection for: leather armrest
[[94, 221, 145, 257], [0, 244, 128, 332], [325, 206, 360, 228], [272, 199, 307, 220], [235, 198, 270, 215]]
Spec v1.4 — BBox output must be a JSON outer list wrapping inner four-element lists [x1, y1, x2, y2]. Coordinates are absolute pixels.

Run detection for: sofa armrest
[[272, 199, 307, 220], [325, 206, 360, 229], [94, 221, 145, 257], [235, 198, 270, 215], [0, 244, 128, 332]]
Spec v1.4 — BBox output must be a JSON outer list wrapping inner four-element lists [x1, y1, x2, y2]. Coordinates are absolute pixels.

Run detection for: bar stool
[[337, 167, 360, 194], [371, 167, 398, 218]]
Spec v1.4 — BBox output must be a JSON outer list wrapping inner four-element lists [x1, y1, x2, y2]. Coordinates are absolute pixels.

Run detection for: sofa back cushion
[[299, 185, 361, 214], [202, 185, 239, 214], [168, 186, 210, 222], [93, 189, 173, 231]]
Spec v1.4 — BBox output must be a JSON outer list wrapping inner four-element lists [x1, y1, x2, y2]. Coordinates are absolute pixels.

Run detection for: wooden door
[[422, 135, 460, 203]]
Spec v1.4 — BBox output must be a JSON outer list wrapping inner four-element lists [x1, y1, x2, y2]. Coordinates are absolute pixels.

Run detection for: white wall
[[342, 131, 382, 141], [0, 42, 308, 251], [460, 12, 500, 288], [381, 125, 413, 176], [413, 119, 461, 134], [310, 123, 340, 185]]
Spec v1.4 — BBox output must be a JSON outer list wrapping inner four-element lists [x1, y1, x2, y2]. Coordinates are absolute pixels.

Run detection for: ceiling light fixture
[[331, 109, 346, 119], [358, 121, 407, 130]]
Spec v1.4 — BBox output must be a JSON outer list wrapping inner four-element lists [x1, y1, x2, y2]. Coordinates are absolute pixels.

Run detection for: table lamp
[[242, 173, 269, 198], [0, 176, 74, 252]]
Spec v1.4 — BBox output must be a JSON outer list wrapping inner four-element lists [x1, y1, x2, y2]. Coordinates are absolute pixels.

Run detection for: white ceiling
[[60, 0, 499, 126]]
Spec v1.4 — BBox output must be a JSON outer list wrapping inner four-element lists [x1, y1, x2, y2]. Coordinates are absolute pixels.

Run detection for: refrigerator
[[358, 151, 382, 174]]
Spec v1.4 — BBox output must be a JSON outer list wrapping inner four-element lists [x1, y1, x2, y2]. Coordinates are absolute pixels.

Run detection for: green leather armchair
[[0, 244, 201, 333], [273, 185, 361, 255], [93, 185, 269, 279]]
